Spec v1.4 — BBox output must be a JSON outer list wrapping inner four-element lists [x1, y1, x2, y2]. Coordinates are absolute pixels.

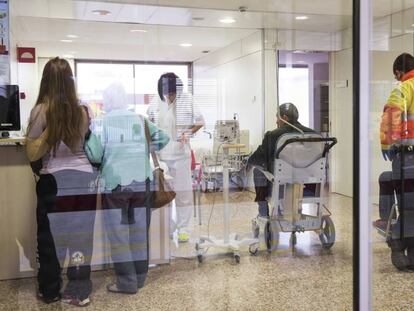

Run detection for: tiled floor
[[0, 192, 413, 311]]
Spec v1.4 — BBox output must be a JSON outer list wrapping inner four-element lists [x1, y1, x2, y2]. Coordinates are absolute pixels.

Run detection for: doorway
[[278, 50, 330, 133]]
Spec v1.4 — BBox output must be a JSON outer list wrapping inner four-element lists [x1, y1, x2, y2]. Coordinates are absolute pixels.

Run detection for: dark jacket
[[248, 122, 314, 172]]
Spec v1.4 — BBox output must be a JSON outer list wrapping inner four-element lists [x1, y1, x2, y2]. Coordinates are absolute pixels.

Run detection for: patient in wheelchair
[[247, 103, 314, 217]]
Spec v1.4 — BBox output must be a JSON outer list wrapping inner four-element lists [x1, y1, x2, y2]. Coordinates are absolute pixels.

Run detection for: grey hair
[[102, 83, 128, 112]]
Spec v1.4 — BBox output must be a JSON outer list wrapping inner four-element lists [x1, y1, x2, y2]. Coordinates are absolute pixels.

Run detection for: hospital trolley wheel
[[249, 243, 259, 256], [234, 254, 241, 264], [197, 254, 203, 263], [319, 215, 335, 249]]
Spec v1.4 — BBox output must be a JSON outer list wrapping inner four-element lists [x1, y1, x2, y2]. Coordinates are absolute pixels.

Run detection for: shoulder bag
[[82, 106, 104, 166], [144, 120, 176, 209]]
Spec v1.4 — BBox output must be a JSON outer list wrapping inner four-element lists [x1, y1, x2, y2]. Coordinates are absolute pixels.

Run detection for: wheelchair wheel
[[319, 215, 335, 249], [264, 221, 280, 252]]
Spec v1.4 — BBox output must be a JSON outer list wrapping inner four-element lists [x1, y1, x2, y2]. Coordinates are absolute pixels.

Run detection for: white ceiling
[[72, 0, 414, 17], [11, 0, 351, 31], [10, 0, 414, 61], [12, 16, 257, 61]]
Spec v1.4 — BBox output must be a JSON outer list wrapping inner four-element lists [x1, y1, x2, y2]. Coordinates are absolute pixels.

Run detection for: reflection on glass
[[2, 1, 357, 310]]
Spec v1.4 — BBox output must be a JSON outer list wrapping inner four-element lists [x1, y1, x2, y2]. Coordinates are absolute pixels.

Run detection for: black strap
[[144, 119, 160, 168], [81, 105, 92, 139]]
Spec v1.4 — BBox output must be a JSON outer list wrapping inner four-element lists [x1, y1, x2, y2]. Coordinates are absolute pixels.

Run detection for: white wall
[[330, 48, 353, 197], [328, 12, 414, 199], [193, 31, 264, 150]]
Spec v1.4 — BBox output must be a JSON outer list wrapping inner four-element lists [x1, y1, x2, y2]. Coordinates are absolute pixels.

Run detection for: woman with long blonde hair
[[27, 57, 96, 307]]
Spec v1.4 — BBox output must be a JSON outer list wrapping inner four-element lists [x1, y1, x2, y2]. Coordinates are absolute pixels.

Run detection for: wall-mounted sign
[[17, 47, 35, 63]]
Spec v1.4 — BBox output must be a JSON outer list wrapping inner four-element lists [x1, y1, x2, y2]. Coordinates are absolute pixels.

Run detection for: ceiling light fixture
[[180, 43, 192, 47], [92, 9, 111, 16], [130, 29, 147, 33], [295, 15, 309, 20], [192, 17, 205, 21], [66, 34, 78, 38], [220, 17, 236, 24], [60, 39, 73, 43]]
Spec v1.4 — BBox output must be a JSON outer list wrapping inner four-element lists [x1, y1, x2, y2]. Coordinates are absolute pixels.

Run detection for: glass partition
[[1, 1, 358, 310], [369, 2, 414, 309]]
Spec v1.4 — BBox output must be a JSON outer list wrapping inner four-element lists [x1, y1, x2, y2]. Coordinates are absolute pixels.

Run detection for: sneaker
[[372, 219, 388, 231], [62, 294, 90, 307], [37, 292, 61, 304], [106, 283, 137, 294], [62, 295, 91, 307], [178, 232, 190, 243]]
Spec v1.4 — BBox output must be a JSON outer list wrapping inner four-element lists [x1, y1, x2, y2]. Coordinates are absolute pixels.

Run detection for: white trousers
[[163, 156, 193, 234]]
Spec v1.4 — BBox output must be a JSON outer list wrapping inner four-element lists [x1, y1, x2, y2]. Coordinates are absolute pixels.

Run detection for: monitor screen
[[0, 85, 20, 132]]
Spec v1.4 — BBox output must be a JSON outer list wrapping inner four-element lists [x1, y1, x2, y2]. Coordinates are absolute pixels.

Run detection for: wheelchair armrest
[[253, 166, 274, 182]]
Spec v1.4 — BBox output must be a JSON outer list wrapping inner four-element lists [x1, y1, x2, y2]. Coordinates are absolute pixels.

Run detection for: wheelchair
[[373, 148, 414, 270], [249, 132, 337, 254]]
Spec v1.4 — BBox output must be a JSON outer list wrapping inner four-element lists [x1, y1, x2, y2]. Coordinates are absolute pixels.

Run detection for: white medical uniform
[[148, 92, 204, 234]]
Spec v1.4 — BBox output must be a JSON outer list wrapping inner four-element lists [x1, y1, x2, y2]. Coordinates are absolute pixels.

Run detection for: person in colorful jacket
[[376, 53, 414, 270]]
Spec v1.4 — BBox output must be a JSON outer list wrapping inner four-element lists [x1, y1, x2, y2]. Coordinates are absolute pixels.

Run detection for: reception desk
[[0, 140, 170, 280]]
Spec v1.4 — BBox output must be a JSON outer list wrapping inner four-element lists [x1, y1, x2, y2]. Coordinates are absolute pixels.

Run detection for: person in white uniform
[[148, 72, 204, 243]]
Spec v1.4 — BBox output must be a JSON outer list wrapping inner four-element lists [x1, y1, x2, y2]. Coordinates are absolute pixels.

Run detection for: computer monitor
[[0, 85, 20, 138]]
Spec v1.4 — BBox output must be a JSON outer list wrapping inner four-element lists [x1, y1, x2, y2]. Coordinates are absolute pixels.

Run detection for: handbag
[[25, 129, 50, 162], [144, 120, 176, 209], [82, 106, 104, 166], [84, 130, 104, 165]]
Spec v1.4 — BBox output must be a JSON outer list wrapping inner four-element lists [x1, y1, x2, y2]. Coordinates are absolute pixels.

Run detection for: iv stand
[[195, 143, 259, 263]]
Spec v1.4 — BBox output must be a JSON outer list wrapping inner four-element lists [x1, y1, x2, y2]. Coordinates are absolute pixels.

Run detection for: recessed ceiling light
[[296, 60, 306, 63], [130, 29, 147, 33], [192, 17, 204, 21], [412, 23, 414, 27], [66, 34, 78, 38], [202, 50, 210, 53], [220, 17, 236, 24], [180, 43, 192, 47], [92, 9, 111, 16], [60, 39, 73, 43], [295, 16, 309, 20]]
